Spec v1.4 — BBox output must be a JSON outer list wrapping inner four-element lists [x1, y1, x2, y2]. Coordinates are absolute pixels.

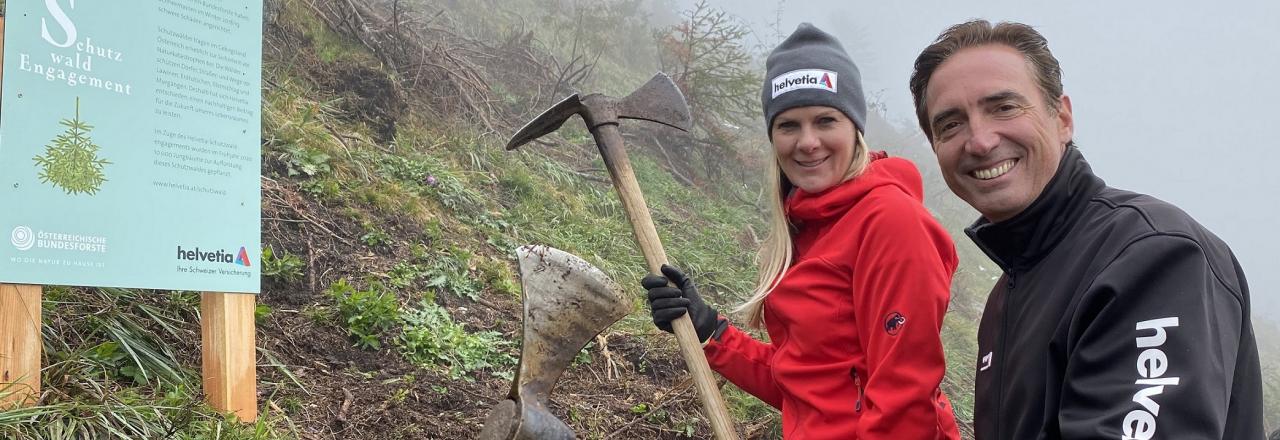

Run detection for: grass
[[724, 386, 782, 438], [0, 287, 299, 439], [941, 316, 979, 424], [278, 0, 375, 65], [476, 256, 521, 298]]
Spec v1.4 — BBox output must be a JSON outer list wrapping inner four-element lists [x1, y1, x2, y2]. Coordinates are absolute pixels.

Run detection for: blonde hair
[[735, 130, 872, 327]]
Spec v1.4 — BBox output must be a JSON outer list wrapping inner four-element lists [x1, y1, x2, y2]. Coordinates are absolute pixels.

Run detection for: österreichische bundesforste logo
[[11, 226, 35, 251]]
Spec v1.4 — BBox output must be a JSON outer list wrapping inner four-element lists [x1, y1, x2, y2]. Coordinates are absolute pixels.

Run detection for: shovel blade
[[478, 398, 575, 440], [511, 245, 631, 399]]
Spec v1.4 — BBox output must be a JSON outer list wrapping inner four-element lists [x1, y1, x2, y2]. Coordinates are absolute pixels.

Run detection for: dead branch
[[305, 0, 504, 134], [651, 135, 694, 186]]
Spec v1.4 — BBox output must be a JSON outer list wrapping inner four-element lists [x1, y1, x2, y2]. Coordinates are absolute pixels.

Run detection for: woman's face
[[771, 106, 857, 193]]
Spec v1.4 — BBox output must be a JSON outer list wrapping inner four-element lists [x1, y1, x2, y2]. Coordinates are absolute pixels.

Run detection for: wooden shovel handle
[[590, 123, 739, 439]]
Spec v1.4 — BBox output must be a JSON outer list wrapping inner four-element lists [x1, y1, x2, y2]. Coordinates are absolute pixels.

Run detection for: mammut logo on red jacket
[[884, 312, 906, 336], [1122, 317, 1180, 440]]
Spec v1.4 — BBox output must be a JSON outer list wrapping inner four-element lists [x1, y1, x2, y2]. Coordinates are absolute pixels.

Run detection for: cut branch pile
[[291, 0, 600, 137]]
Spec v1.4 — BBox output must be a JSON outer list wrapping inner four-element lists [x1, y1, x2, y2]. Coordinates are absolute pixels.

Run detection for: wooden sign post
[[0, 283, 40, 409], [201, 292, 257, 421], [0, 2, 264, 422]]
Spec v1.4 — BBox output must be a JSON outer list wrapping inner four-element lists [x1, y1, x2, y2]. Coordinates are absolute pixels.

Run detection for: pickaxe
[[479, 245, 631, 439], [502, 74, 739, 439]]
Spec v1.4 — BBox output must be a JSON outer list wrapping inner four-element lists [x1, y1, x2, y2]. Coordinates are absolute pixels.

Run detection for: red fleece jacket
[[705, 154, 960, 439]]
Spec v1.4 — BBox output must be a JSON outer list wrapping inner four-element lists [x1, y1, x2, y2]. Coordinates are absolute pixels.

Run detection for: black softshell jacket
[[968, 147, 1263, 439]]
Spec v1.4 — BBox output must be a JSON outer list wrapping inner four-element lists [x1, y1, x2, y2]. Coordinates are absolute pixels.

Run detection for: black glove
[[641, 264, 724, 343]]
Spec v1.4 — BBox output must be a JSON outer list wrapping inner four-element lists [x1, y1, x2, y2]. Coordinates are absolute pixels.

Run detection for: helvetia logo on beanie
[[771, 69, 837, 99]]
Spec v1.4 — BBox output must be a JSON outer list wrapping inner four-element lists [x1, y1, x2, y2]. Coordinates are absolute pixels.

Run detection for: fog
[[674, 0, 1280, 326]]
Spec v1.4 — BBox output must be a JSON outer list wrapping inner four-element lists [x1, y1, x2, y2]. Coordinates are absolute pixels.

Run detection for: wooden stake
[[201, 292, 257, 421], [0, 284, 41, 409]]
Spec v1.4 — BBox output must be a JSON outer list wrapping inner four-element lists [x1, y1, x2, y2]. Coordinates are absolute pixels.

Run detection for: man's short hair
[[909, 20, 1066, 143]]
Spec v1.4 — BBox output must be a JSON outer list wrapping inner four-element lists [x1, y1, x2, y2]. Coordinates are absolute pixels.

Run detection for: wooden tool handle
[[590, 123, 739, 440]]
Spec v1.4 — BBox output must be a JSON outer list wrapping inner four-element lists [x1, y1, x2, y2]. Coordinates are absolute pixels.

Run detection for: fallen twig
[[337, 388, 354, 424], [606, 379, 696, 438]]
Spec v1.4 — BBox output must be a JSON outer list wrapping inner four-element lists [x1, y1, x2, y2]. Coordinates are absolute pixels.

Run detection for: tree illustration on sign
[[33, 97, 111, 195]]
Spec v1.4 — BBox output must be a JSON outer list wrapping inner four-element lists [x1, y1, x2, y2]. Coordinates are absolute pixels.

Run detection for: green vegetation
[[422, 246, 482, 301], [323, 277, 516, 381], [261, 247, 305, 284], [477, 256, 521, 298], [328, 279, 400, 350], [0, 391, 292, 440], [325, 273, 516, 381], [280, 145, 332, 178], [399, 299, 517, 381], [358, 225, 393, 248], [0, 288, 293, 439]]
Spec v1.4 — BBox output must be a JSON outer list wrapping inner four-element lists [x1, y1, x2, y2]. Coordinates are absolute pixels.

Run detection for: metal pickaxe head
[[478, 245, 632, 440], [505, 73, 692, 150]]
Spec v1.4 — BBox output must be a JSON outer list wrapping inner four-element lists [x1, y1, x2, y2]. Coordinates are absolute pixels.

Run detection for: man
[[909, 20, 1264, 439]]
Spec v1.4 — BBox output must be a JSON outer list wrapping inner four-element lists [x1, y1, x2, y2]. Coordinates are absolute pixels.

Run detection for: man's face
[[924, 44, 1074, 222]]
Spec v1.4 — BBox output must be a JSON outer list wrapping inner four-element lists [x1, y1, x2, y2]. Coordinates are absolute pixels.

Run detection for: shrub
[[261, 246, 305, 284], [398, 300, 515, 380], [328, 280, 400, 349], [424, 246, 482, 300], [281, 145, 331, 177]]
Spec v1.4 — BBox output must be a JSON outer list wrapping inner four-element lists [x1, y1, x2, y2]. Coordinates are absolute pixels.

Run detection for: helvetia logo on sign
[[178, 246, 252, 267]]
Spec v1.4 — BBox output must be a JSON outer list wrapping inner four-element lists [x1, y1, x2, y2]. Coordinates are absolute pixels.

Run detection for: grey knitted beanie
[[761, 23, 866, 138]]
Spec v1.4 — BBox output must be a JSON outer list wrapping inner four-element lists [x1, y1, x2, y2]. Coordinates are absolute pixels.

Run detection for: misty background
[[670, 0, 1280, 331]]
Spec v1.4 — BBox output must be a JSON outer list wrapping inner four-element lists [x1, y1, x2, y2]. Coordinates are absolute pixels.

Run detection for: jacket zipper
[[852, 368, 864, 412]]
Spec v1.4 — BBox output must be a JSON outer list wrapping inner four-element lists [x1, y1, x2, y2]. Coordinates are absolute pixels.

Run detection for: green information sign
[[0, 1, 262, 293]]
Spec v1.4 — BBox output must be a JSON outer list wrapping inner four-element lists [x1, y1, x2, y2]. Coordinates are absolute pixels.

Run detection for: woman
[[642, 23, 960, 439]]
